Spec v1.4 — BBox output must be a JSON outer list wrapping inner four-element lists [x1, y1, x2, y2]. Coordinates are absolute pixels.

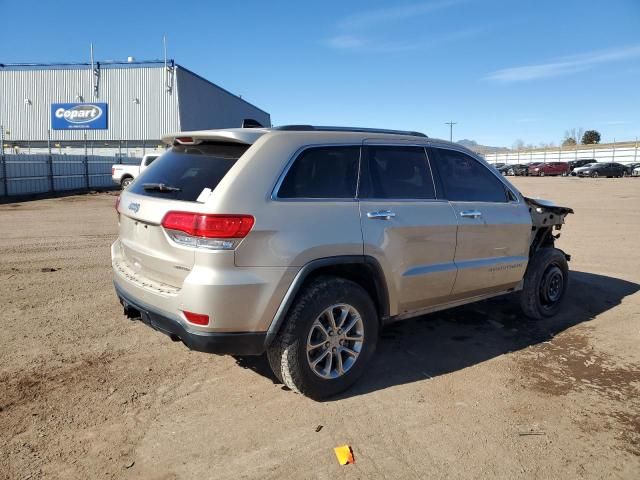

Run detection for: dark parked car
[[576, 162, 626, 178], [528, 162, 570, 176], [508, 163, 531, 176], [623, 162, 640, 176], [497, 164, 511, 175], [568, 159, 596, 172]]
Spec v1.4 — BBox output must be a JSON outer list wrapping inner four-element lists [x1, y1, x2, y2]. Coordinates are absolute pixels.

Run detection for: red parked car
[[528, 162, 570, 176]]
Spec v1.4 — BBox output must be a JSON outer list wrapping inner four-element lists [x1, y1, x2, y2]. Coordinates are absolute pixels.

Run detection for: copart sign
[[51, 103, 108, 130]]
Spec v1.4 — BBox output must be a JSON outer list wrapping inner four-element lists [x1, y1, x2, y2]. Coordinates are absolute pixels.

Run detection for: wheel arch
[[264, 256, 389, 348]]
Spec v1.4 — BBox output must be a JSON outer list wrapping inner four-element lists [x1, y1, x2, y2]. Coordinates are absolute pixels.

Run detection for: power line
[[445, 121, 457, 142]]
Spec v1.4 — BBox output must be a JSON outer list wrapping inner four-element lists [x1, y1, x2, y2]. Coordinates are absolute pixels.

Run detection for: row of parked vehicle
[[491, 159, 640, 178]]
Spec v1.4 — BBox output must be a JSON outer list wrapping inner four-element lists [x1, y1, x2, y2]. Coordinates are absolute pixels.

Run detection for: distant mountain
[[456, 139, 509, 153]]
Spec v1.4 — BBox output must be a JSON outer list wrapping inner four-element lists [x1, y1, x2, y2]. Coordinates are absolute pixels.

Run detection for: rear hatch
[[116, 142, 250, 287]]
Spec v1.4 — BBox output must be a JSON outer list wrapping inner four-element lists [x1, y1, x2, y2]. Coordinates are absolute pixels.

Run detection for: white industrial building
[[0, 59, 270, 155]]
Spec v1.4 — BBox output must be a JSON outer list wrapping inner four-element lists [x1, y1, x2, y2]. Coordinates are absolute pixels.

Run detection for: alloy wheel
[[306, 304, 364, 380]]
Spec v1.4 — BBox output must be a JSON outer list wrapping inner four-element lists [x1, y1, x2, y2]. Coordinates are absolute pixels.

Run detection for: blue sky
[[1, 0, 639, 147]]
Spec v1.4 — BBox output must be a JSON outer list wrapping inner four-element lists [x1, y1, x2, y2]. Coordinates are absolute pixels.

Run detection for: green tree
[[562, 137, 577, 147], [582, 130, 601, 144]]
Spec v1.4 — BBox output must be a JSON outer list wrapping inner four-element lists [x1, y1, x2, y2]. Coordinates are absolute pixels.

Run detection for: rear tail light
[[182, 310, 209, 326], [112, 167, 115, 175], [161, 212, 254, 250]]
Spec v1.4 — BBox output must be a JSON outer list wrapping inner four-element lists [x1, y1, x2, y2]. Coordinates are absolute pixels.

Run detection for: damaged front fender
[[525, 197, 573, 259]]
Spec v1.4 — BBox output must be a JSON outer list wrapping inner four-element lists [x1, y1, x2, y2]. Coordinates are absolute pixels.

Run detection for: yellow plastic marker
[[334, 445, 354, 465]]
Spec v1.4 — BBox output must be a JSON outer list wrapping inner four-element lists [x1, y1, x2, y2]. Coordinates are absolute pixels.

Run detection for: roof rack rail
[[273, 125, 427, 138]]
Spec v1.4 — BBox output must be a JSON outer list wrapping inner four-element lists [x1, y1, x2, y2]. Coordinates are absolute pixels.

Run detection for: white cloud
[[325, 1, 475, 52], [325, 35, 367, 50], [338, 0, 466, 30], [326, 27, 483, 53], [486, 45, 640, 83]]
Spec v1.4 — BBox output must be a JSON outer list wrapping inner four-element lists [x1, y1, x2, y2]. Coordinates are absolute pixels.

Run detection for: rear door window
[[430, 148, 508, 202], [277, 146, 360, 199], [129, 143, 249, 201], [359, 146, 436, 199]]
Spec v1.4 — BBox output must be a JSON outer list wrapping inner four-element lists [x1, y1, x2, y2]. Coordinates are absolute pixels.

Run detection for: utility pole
[[444, 121, 457, 142]]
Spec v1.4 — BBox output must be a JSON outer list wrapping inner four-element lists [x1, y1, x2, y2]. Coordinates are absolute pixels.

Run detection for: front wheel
[[267, 276, 379, 399], [540, 171, 545, 177], [520, 248, 569, 320], [591, 172, 599, 178]]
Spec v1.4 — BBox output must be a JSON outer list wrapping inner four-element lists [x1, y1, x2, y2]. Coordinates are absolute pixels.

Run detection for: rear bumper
[[114, 282, 267, 355]]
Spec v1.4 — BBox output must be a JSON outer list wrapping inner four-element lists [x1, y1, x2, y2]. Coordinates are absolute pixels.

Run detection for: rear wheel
[[120, 176, 134, 189], [520, 248, 569, 320], [267, 276, 378, 399]]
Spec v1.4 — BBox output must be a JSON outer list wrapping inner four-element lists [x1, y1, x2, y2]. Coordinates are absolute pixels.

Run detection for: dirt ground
[[1, 177, 639, 479]]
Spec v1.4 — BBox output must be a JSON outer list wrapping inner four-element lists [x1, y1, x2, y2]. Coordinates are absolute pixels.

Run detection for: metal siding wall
[[176, 68, 271, 131], [0, 66, 180, 142]]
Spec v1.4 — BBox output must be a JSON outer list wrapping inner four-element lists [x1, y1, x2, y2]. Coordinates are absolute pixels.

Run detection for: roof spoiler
[[162, 129, 268, 146]]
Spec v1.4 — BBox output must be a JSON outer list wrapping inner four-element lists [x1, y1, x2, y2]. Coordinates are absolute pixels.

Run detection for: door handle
[[367, 210, 396, 220], [460, 210, 482, 218]]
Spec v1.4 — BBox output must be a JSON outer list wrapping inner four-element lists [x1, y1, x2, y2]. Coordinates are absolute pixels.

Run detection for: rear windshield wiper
[[142, 183, 182, 192]]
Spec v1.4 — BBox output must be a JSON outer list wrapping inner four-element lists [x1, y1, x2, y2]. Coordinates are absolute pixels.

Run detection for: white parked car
[[633, 166, 640, 177], [112, 154, 160, 189]]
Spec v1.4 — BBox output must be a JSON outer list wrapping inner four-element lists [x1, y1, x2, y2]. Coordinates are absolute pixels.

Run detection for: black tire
[[520, 248, 569, 320], [121, 176, 133, 189], [267, 276, 379, 399], [591, 172, 599, 178]]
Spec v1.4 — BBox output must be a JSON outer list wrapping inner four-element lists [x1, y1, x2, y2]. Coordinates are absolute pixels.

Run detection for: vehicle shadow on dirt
[[234, 271, 639, 400]]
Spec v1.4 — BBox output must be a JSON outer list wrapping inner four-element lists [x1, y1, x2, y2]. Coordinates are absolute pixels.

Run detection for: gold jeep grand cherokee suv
[[112, 125, 572, 399]]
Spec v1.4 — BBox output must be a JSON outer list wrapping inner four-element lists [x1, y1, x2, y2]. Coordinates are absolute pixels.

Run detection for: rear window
[[144, 156, 158, 166], [277, 146, 360, 199], [129, 143, 249, 201]]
